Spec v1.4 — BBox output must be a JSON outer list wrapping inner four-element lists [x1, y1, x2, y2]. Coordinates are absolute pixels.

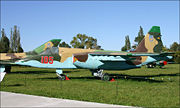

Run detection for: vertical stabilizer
[[135, 26, 163, 53], [33, 39, 61, 54]]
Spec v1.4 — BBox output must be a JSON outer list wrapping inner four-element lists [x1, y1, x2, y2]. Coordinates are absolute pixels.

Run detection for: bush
[[174, 51, 180, 64]]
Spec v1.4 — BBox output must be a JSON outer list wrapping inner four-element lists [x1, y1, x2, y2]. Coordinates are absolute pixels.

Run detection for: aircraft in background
[[0, 26, 173, 81]]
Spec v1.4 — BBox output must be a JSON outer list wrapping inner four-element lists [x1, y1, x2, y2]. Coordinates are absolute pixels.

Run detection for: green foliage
[[86, 37, 102, 50], [1, 64, 179, 107], [134, 26, 145, 44], [125, 35, 131, 50], [70, 34, 102, 49], [174, 51, 180, 64], [0, 28, 10, 53], [121, 46, 127, 51], [12, 25, 18, 52], [9, 25, 24, 53], [59, 41, 71, 48], [121, 35, 131, 51], [8, 48, 14, 53], [170, 42, 180, 52], [132, 44, 137, 49], [0, 26, 24, 53], [0, 41, 3, 53], [70, 34, 88, 48], [162, 45, 169, 52], [9, 28, 13, 52], [17, 45, 24, 53]]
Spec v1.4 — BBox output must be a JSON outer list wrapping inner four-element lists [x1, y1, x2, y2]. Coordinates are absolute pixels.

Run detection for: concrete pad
[[0, 91, 136, 107]]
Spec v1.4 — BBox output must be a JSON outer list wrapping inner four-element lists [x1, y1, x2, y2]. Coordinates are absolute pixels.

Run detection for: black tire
[[58, 74, 66, 80], [146, 64, 154, 68], [101, 73, 110, 81], [5, 66, 11, 73]]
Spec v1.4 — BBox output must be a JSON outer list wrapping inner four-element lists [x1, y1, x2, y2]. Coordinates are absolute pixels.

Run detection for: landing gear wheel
[[146, 64, 155, 68], [58, 74, 66, 80], [5, 66, 11, 73], [101, 73, 110, 81]]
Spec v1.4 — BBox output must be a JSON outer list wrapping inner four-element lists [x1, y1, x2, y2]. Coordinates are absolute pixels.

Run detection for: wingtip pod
[[33, 39, 61, 54]]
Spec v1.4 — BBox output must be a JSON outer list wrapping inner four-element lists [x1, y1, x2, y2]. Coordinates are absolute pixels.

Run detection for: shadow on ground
[[38, 72, 179, 83], [1, 83, 24, 87]]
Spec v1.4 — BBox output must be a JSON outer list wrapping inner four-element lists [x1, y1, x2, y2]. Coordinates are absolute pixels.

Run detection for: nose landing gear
[[56, 73, 66, 80]]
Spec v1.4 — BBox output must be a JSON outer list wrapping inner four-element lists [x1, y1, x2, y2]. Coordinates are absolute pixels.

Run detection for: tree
[[170, 42, 180, 52], [8, 28, 14, 53], [162, 45, 170, 52], [125, 35, 131, 50], [16, 29, 23, 52], [17, 45, 24, 52], [121, 35, 131, 51], [0, 28, 10, 53], [174, 51, 180, 64], [9, 25, 24, 53], [134, 26, 145, 44], [12, 25, 18, 52], [0, 40, 3, 53], [86, 37, 102, 49], [121, 46, 127, 51], [59, 41, 71, 48], [70, 34, 88, 48], [70, 34, 102, 49], [132, 44, 137, 49]]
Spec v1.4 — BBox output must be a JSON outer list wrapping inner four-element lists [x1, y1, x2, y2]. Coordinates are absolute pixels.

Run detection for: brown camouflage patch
[[128, 56, 142, 65], [59, 47, 95, 62], [73, 52, 90, 62], [135, 38, 148, 52], [6, 53, 20, 59]]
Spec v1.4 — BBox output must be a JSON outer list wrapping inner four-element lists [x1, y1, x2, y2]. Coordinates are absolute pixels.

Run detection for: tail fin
[[33, 39, 61, 54], [135, 26, 163, 53]]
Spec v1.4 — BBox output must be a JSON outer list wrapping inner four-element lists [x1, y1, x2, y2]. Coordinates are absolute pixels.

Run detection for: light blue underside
[[74, 55, 140, 70], [0, 65, 5, 73], [142, 56, 173, 65], [15, 57, 77, 69]]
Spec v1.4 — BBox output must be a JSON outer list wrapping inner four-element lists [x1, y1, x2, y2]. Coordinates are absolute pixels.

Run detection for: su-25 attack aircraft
[[0, 26, 173, 82]]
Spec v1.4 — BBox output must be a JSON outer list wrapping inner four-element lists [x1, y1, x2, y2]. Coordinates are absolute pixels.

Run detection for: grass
[[1, 64, 179, 107]]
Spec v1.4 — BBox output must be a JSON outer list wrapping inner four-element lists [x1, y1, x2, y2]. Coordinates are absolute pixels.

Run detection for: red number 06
[[41, 56, 53, 64]]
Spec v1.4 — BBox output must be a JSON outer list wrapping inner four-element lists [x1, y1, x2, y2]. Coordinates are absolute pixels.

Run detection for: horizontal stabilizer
[[100, 59, 126, 62], [90, 52, 174, 57]]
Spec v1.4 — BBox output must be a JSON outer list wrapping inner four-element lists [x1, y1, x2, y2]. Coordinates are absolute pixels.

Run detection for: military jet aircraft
[[0, 26, 173, 81]]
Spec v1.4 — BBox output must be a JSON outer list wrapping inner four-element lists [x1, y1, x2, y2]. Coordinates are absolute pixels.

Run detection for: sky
[[1, 1, 179, 51]]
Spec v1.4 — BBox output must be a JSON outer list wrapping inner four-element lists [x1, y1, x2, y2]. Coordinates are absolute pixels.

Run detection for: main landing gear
[[146, 63, 156, 68], [91, 69, 110, 81], [5, 66, 11, 73]]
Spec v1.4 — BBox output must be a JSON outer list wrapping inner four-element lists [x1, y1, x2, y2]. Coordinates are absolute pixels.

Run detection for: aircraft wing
[[89, 52, 174, 57], [89, 52, 173, 65]]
